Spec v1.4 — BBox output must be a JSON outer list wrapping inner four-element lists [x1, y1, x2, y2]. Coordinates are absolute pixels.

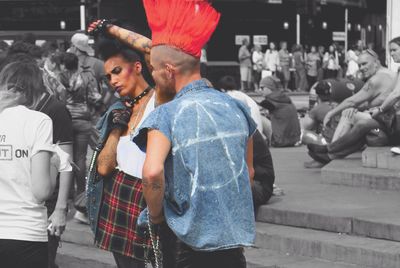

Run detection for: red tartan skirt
[[95, 170, 151, 259]]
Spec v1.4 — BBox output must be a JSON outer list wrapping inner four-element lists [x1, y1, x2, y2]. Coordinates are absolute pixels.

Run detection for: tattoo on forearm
[[112, 27, 151, 55], [141, 41, 152, 53], [97, 154, 116, 167], [142, 179, 163, 191]]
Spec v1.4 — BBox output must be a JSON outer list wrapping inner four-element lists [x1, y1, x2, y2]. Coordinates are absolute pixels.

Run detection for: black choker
[[124, 86, 152, 108]]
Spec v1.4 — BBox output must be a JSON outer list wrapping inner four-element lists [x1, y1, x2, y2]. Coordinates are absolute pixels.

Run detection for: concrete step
[[321, 158, 400, 191], [62, 219, 94, 246], [255, 222, 400, 268], [256, 176, 400, 242], [362, 147, 400, 170], [245, 247, 363, 268], [56, 242, 116, 268]]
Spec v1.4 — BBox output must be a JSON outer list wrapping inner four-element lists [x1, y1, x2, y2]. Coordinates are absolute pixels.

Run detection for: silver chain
[[147, 210, 161, 268]]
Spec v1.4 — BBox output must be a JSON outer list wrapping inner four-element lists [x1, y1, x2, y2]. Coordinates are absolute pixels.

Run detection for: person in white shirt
[[218, 75, 272, 142], [0, 60, 55, 268], [264, 42, 280, 75], [252, 45, 263, 90]]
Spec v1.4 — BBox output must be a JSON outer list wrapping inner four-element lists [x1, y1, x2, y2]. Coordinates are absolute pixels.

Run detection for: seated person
[[308, 50, 396, 164], [308, 77, 364, 109], [303, 81, 337, 142], [252, 130, 275, 211], [258, 76, 301, 147], [303, 81, 339, 168]]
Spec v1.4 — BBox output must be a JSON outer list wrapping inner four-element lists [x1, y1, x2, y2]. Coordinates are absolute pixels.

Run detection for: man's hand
[[48, 208, 67, 237], [87, 19, 112, 36], [109, 108, 132, 131]]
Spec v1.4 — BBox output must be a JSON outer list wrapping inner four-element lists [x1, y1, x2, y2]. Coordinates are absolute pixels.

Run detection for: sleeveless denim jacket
[[133, 80, 256, 251]]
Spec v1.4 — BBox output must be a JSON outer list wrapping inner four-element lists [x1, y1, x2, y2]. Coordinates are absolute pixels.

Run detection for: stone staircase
[[56, 146, 400, 268], [251, 146, 400, 268]]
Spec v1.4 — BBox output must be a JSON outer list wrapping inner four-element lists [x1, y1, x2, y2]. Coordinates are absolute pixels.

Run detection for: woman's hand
[[87, 19, 112, 36], [109, 108, 132, 132]]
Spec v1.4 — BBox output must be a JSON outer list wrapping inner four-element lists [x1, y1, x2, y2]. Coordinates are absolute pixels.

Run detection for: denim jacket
[[86, 101, 125, 234], [133, 79, 256, 251]]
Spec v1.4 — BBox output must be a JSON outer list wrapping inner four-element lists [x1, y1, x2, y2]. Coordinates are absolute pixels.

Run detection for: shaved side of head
[[152, 45, 200, 75]]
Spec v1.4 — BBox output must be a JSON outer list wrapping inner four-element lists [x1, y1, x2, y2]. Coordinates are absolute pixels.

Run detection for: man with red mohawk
[[89, 1, 256, 267]]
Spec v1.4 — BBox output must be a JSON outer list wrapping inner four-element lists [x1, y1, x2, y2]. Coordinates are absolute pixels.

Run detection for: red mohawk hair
[[143, 0, 220, 58]]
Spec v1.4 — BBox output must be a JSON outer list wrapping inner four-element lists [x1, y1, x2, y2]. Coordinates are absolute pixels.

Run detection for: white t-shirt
[[0, 105, 54, 242], [226, 90, 263, 134], [116, 94, 156, 178]]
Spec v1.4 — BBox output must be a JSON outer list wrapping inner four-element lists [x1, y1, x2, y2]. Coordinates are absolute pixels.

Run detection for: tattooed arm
[[97, 129, 122, 177], [89, 20, 152, 70], [142, 129, 171, 224]]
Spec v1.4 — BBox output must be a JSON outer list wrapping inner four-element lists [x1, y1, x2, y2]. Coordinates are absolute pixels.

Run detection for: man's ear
[[165, 63, 175, 80]]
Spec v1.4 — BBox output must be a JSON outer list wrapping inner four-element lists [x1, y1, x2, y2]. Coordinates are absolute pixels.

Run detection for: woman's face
[[329, 45, 335, 52], [390, 42, 400, 63], [311, 46, 316, 53], [270, 43, 275, 50], [104, 54, 141, 97]]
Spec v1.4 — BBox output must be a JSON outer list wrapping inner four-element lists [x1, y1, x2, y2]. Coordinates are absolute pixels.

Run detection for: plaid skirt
[[95, 170, 151, 260]]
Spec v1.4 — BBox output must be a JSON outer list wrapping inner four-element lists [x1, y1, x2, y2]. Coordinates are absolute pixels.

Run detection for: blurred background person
[[323, 44, 340, 79], [252, 44, 263, 90], [278, 41, 291, 91], [292, 44, 308, 92], [305, 45, 320, 91], [259, 76, 301, 147], [263, 42, 279, 77], [238, 38, 252, 91], [0, 60, 56, 268]]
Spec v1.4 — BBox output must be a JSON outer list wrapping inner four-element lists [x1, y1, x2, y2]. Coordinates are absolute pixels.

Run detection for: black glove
[[109, 108, 131, 131], [87, 19, 113, 37]]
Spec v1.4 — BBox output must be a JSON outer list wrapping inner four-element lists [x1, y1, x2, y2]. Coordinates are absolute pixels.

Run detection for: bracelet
[[378, 106, 384, 113]]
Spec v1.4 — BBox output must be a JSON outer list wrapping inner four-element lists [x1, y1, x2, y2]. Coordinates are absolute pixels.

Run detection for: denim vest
[[133, 80, 256, 251], [86, 101, 125, 235]]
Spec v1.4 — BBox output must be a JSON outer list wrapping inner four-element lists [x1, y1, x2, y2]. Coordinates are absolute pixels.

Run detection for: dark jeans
[[113, 252, 145, 268], [159, 223, 246, 268], [328, 118, 380, 159], [252, 181, 273, 209], [0, 239, 48, 268], [72, 119, 91, 195]]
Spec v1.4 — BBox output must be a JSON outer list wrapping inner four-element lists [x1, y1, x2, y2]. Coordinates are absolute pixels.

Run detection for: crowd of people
[[0, 1, 277, 268], [1, 0, 400, 268], [303, 38, 400, 168], [238, 38, 380, 93]]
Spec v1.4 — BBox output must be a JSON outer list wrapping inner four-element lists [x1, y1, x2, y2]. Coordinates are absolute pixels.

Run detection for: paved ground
[[60, 143, 400, 267]]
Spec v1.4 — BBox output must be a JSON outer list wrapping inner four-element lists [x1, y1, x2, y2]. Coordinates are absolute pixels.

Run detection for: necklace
[[128, 90, 153, 138], [124, 86, 152, 108]]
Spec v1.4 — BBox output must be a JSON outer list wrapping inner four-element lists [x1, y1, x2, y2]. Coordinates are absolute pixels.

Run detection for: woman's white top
[[0, 105, 54, 242], [264, 50, 280, 72], [116, 94, 156, 178]]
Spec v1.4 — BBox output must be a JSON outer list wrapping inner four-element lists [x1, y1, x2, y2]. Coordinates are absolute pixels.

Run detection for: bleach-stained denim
[[133, 79, 256, 251]]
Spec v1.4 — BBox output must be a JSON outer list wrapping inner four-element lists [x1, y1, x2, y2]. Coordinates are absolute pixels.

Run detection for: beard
[[155, 84, 176, 105]]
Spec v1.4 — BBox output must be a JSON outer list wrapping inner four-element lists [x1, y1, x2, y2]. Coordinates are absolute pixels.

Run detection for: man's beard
[[155, 85, 176, 105]]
